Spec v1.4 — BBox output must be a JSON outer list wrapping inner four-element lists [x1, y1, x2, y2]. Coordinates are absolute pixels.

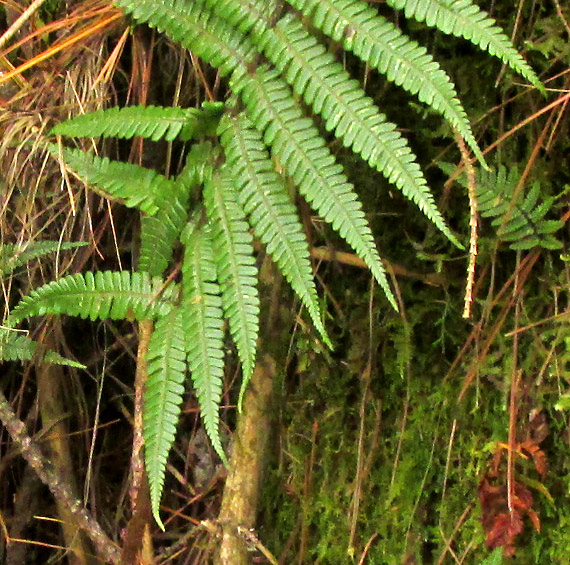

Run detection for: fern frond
[[0, 241, 87, 277], [144, 306, 187, 530], [219, 114, 330, 345], [287, 0, 485, 165], [141, 142, 225, 278], [181, 226, 226, 460], [0, 329, 86, 368], [262, 18, 460, 248], [114, 0, 254, 77], [139, 197, 189, 277], [52, 104, 223, 142], [204, 172, 259, 408], [8, 271, 176, 325], [178, 141, 222, 191], [448, 164, 563, 251], [385, 0, 542, 90], [49, 145, 175, 215], [234, 69, 399, 308], [138, 158, 194, 278], [234, 68, 461, 253]]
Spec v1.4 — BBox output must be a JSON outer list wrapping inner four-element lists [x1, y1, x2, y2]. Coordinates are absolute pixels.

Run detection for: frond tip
[[182, 226, 227, 462], [204, 171, 260, 409], [385, 0, 543, 91], [144, 307, 187, 530]]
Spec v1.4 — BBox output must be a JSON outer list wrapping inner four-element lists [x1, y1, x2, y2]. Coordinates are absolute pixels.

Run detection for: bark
[[121, 319, 154, 565], [215, 354, 276, 565]]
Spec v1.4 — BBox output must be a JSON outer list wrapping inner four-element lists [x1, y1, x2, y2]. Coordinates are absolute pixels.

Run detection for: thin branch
[[0, 389, 121, 564], [0, 0, 48, 52]]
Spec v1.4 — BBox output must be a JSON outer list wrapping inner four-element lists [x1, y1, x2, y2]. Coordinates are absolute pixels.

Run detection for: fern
[[114, 0, 255, 77], [0, 329, 85, 368], [15, 0, 539, 530], [385, 0, 542, 91], [138, 197, 188, 277], [7, 271, 176, 325], [287, 0, 485, 165], [0, 241, 87, 277], [219, 113, 330, 344], [235, 68, 426, 308], [48, 145, 175, 215], [51, 103, 224, 142], [204, 171, 259, 407], [144, 306, 187, 530], [181, 226, 226, 461], [446, 164, 564, 250]]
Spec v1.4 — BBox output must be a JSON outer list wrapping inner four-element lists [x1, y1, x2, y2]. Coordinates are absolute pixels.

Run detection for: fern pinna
[[443, 164, 564, 251], [4, 0, 540, 526]]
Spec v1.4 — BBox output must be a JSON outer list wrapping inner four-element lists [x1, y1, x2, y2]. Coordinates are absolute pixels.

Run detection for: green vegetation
[[0, 0, 569, 563]]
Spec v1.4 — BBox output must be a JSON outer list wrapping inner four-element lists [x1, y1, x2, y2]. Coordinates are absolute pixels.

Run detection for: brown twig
[[0, 0, 48, 52], [0, 389, 121, 564]]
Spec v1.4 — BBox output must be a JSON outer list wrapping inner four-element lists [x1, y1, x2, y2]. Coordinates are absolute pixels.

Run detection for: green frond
[[139, 196, 189, 277], [201, 0, 279, 37], [0, 329, 86, 368], [138, 162, 193, 278], [144, 306, 187, 530], [261, 17, 461, 252], [49, 145, 175, 215], [177, 141, 221, 190], [385, 0, 542, 91], [219, 113, 330, 345], [204, 171, 259, 409], [0, 241, 87, 277], [480, 168, 563, 251], [234, 68, 398, 308], [52, 103, 223, 142], [114, 0, 254, 77], [181, 226, 226, 461], [448, 164, 563, 251], [8, 271, 176, 325], [287, 0, 485, 166], [234, 68, 461, 253]]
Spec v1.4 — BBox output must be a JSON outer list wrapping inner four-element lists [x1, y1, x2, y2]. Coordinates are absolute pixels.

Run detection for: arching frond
[[49, 145, 175, 215], [204, 172, 259, 408], [0, 241, 87, 277], [114, 0, 254, 77], [181, 226, 226, 461], [52, 104, 223, 142], [144, 306, 187, 530], [287, 0, 485, 165], [262, 17, 462, 248], [219, 113, 330, 345], [8, 271, 176, 325], [385, 0, 542, 90], [233, 68, 398, 308]]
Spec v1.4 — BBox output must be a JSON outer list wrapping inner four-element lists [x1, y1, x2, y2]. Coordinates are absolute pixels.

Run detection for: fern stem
[[456, 133, 477, 319], [216, 354, 276, 563]]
